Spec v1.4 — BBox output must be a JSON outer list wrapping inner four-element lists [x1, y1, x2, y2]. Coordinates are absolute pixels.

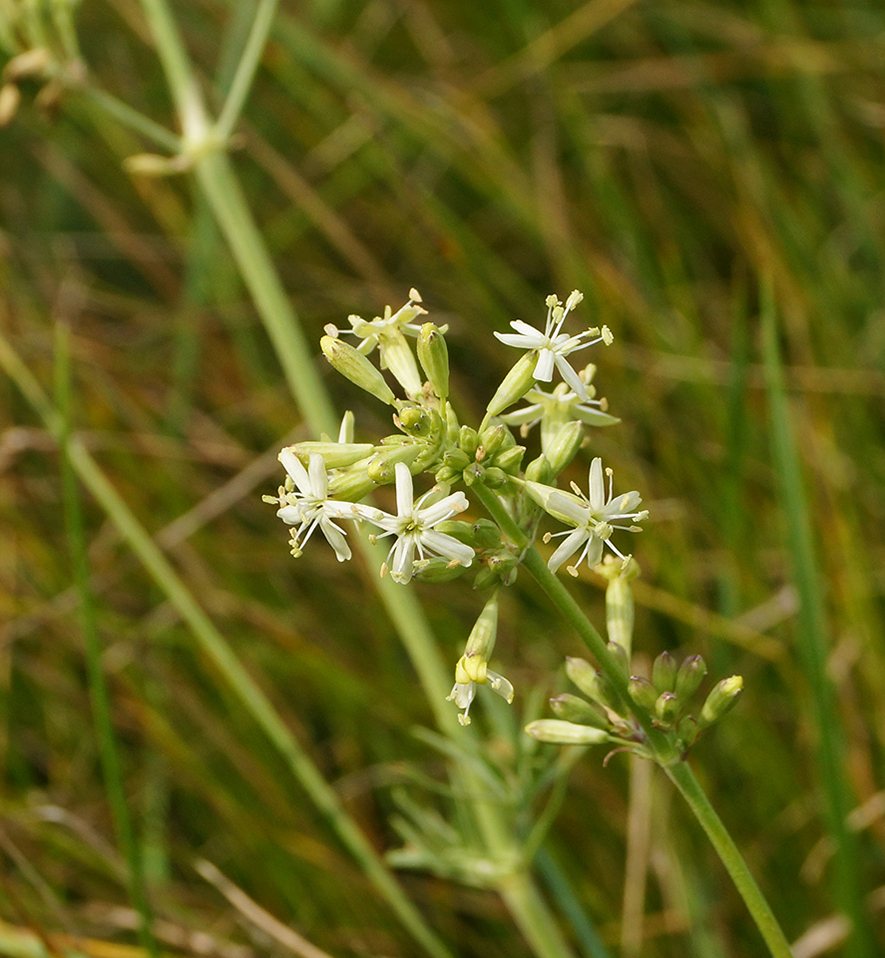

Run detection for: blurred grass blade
[[760, 282, 873, 957], [53, 321, 159, 958], [0, 330, 454, 958]]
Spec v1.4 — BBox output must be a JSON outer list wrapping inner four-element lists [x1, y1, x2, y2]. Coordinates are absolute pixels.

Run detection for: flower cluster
[[264, 288, 744, 744]]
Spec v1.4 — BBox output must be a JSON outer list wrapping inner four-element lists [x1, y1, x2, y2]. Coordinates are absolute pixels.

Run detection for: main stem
[[472, 478, 793, 957]]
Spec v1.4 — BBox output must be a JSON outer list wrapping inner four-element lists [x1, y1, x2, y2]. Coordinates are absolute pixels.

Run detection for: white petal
[[394, 462, 414, 517], [307, 454, 328, 498], [548, 528, 589, 573], [495, 331, 537, 348], [277, 504, 304, 526], [509, 319, 546, 341], [555, 356, 591, 401], [545, 490, 589, 526], [486, 670, 514, 704], [588, 458, 605, 512], [417, 491, 469, 526], [534, 348, 555, 382], [320, 518, 351, 561], [389, 535, 416, 583], [419, 530, 475, 566], [279, 448, 310, 494]]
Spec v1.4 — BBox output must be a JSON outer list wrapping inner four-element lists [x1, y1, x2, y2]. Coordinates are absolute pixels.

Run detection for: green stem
[[213, 0, 279, 143], [0, 331, 453, 958], [54, 324, 159, 958], [471, 479, 793, 957], [665, 763, 793, 958]]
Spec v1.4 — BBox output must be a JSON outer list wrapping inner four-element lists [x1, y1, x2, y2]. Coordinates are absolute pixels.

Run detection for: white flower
[[272, 450, 354, 562], [352, 461, 475, 584], [447, 670, 514, 726], [499, 365, 619, 452], [526, 458, 647, 576], [324, 290, 433, 397], [494, 291, 612, 401]]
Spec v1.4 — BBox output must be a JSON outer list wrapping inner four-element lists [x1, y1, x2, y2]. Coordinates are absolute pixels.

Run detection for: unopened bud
[[544, 420, 585, 476], [652, 651, 677, 693], [380, 329, 423, 398], [413, 557, 470, 583], [493, 445, 525, 475], [566, 657, 613, 709], [486, 352, 537, 418], [366, 444, 421, 483], [397, 404, 433, 437], [459, 425, 478, 457], [654, 691, 680, 725], [478, 423, 509, 459], [550, 694, 608, 729], [288, 441, 374, 468], [460, 592, 499, 681], [321, 335, 396, 405], [417, 323, 449, 401], [525, 719, 609, 746], [628, 676, 657, 712], [524, 454, 552, 485], [674, 655, 707, 702], [699, 676, 743, 729]]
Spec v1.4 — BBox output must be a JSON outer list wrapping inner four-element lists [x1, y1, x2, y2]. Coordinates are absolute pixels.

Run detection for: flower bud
[[565, 657, 613, 709], [525, 719, 609, 746], [628, 676, 658, 712], [524, 455, 552, 485], [460, 592, 499, 682], [607, 641, 630, 678], [288, 441, 374, 468], [412, 557, 470, 583], [676, 715, 699, 750], [654, 691, 680, 725], [321, 335, 396, 405], [445, 402, 460, 443], [328, 467, 376, 501], [459, 425, 479, 457], [397, 404, 433, 437], [544, 420, 585, 476], [550, 693, 609, 729], [417, 323, 449, 401], [480, 466, 508, 488], [473, 519, 503, 550], [486, 352, 537, 418], [652, 651, 678, 693], [597, 556, 639, 657], [366, 444, 421, 483], [699, 676, 743, 729], [493, 445, 525, 475], [674, 655, 707, 703], [478, 424, 509, 460]]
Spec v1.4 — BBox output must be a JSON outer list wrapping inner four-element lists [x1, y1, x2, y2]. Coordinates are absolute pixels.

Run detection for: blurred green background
[[2, 0, 885, 956]]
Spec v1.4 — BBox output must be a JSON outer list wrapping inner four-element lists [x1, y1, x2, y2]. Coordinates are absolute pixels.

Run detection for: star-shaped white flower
[[526, 458, 647, 576], [447, 670, 514, 726], [351, 462, 475, 584], [494, 291, 612, 401], [271, 450, 354, 562]]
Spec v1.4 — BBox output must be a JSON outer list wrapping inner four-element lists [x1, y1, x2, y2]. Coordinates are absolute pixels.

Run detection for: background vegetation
[[2, 0, 885, 956]]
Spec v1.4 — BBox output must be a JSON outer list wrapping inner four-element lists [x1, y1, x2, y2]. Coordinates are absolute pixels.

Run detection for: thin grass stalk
[[53, 322, 159, 958], [760, 283, 873, 956], [0, 330, 454, 958]]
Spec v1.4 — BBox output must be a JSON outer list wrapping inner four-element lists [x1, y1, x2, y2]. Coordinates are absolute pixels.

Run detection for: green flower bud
[[628, 676, 658, 712], [366, 444, 421, 483], [434, 465, 459, 484], [674, 655, 707, 702], [412, 557, 470, 583], [321, 335, 396, 405], [328, 467, 376, 501], [434, 519, 481, 546], [544, 420, 585, 477], [676, 715, 699, 750], [478, 424, 509, 460], [699, 676, 743, 729], [459, 425, 479, 457], [460, 592, 499, 682], [493, 445, 526, 475], [654, 691, 680, 725], [524, 454, 552, 485], [525, 719, 609, 746], [443, 447, 472, 472], [473, 519, 503, 550], [550, 693, 609, 729], [288, 441, 374, 468], [652, 651, 677, 693], [397, 404, 438, 438], [607, 641, 630, 678], [480, 466, 508, 488], [445, 402, 460, 443], [486, 352, 537, 418], [417, 323, 449, 401], [566, 657, 613, 709]]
